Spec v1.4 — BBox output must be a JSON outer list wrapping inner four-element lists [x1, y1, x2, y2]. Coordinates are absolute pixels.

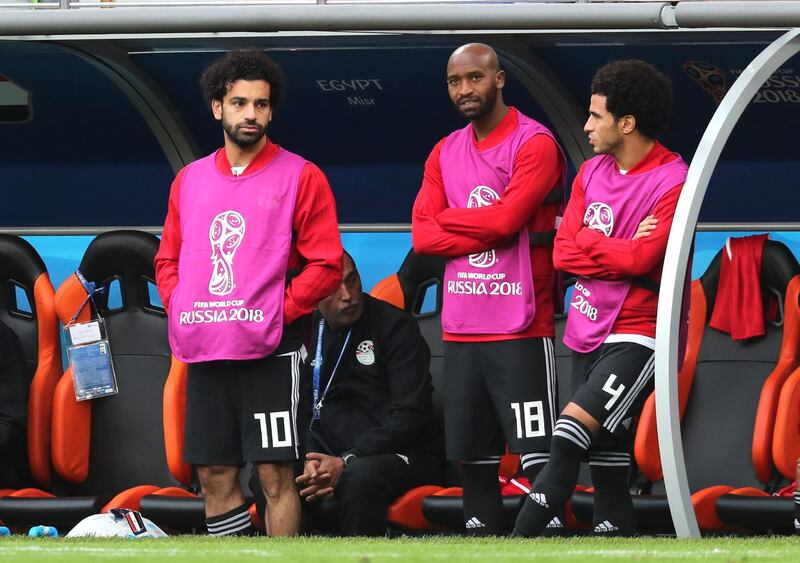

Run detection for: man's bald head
[[446, 43, 505, 122], [447, 43, 501, 73]]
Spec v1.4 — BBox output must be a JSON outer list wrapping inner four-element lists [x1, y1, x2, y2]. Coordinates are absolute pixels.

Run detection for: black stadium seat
[[371, 248, 446, 379], [629, 238, 800, 533], [372, 248, 446, 441], [0, 231, 183, 530], [0, 235, 61, 494], [716, 281, 800, 533]]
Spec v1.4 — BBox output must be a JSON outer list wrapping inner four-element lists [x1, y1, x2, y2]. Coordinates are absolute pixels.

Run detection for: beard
[[592, 134, 623, 155], [221, 113, 267, 149], [453, 87, 498, 121]]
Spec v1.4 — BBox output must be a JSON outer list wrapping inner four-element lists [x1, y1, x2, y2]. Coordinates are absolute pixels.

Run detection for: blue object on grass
[[0, 526, 10, 536], [28, 525, 58, 537]]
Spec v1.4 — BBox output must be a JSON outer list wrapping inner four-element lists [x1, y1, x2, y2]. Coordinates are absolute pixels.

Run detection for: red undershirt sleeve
[[411, 139, 496, 257], [154, 168, 187, 314], [552, 166, 617, 279], [284, 162, 343, 324]]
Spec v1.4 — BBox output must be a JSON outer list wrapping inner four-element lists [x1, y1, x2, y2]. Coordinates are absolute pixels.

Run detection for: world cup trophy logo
[[684, 61, 727, 105], [583, 202, 614, 237], [467, 185, 500, 268], [208, 210, 246, 296]]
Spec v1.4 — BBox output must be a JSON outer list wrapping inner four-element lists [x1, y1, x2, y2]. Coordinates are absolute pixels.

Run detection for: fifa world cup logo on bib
[[584, 202, 614, 237], [208, 210, 246, 296], [467, 185, 500, 268]]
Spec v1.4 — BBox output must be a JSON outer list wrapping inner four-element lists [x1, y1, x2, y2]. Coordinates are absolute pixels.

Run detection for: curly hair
[[200, 49, 286, 108], [591, 60, 672, 140]]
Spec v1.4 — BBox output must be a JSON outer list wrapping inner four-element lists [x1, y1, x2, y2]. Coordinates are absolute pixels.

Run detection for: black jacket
[[308, 294, 442, 458]]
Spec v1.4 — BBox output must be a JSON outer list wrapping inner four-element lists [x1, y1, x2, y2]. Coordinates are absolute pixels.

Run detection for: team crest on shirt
[[583, 202, 614, 237], [355, 340, 375, 365]]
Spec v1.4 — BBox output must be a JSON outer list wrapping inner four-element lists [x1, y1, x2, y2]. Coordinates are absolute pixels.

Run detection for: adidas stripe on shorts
[[569, 342, 655, 439]]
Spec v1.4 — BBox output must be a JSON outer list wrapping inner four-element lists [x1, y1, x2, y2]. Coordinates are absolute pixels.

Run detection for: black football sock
[[512, 416, 591, 537], [520, 451, 564, 533], [462, 458, 504, 535], [206, 502, 255, 536], [589, 450, 635, 536], [520, 451, 549, 484]]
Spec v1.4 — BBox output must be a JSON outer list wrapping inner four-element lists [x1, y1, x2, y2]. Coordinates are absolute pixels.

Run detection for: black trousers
[[305, 453, 442, 536]]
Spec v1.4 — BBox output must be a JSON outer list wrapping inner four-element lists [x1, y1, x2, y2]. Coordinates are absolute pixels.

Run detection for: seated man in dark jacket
[[292, 251, 444, 536]]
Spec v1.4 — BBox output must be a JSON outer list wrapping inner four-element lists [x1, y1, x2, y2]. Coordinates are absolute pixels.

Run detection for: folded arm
[[574, 184, 682, 277], [412, 139, 502, 257], [435, 134, 563, 240], [553, 168, 619, 279]]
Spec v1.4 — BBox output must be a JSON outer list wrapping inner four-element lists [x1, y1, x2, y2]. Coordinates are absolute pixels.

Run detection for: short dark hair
[[591, 60, 672, 140], [200, 49, 286, 108], [342, 250, 356, 269]]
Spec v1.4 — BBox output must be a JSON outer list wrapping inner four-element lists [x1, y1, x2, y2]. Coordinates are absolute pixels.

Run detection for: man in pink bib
[[412, 43, 566, 534], [155, 50, 343, 536], [512, 60, 688, 537]]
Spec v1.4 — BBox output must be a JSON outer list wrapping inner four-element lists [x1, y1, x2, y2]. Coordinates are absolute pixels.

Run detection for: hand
[[306, 452, 345, 488], [297, 479, 334, 503], [295, 453, 345, 503], [296, 458, 329, 502], [633, 215, 658, 240], [297, 458, 321, 482], [295, 458, 321, 487]]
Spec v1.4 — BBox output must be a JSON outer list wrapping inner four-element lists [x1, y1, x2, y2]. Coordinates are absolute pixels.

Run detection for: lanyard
[[67, 270, 105, 327], [312, 317, 351, 420]]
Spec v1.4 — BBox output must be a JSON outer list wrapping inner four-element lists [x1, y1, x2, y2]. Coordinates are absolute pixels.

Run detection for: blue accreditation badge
[[69, 340, 118, 401], [66, 318, 118, 401]]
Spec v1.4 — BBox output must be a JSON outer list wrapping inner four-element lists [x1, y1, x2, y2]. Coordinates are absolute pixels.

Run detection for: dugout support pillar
[[655, 27, 800, 539]]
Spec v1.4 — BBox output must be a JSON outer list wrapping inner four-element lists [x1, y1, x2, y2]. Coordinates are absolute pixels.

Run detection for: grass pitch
[[1, 535, 800, 562]]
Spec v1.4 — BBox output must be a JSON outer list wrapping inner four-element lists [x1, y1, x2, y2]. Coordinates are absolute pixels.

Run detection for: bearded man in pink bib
[[155, 50, 343, 537], [512, 60, 688, 537], [412, 43, 567, 535]]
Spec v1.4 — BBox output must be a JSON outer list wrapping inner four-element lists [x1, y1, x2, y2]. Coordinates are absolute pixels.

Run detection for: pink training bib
[[168, 148, 305, 362], [563, 154, 688, 353], [439, 112, 561, 334]]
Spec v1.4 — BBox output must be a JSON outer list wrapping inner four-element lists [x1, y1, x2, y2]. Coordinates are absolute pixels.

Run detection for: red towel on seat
[[499, 475, 531, 496], [709, 234, 768, 341], [775, 481, 796, 497]]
